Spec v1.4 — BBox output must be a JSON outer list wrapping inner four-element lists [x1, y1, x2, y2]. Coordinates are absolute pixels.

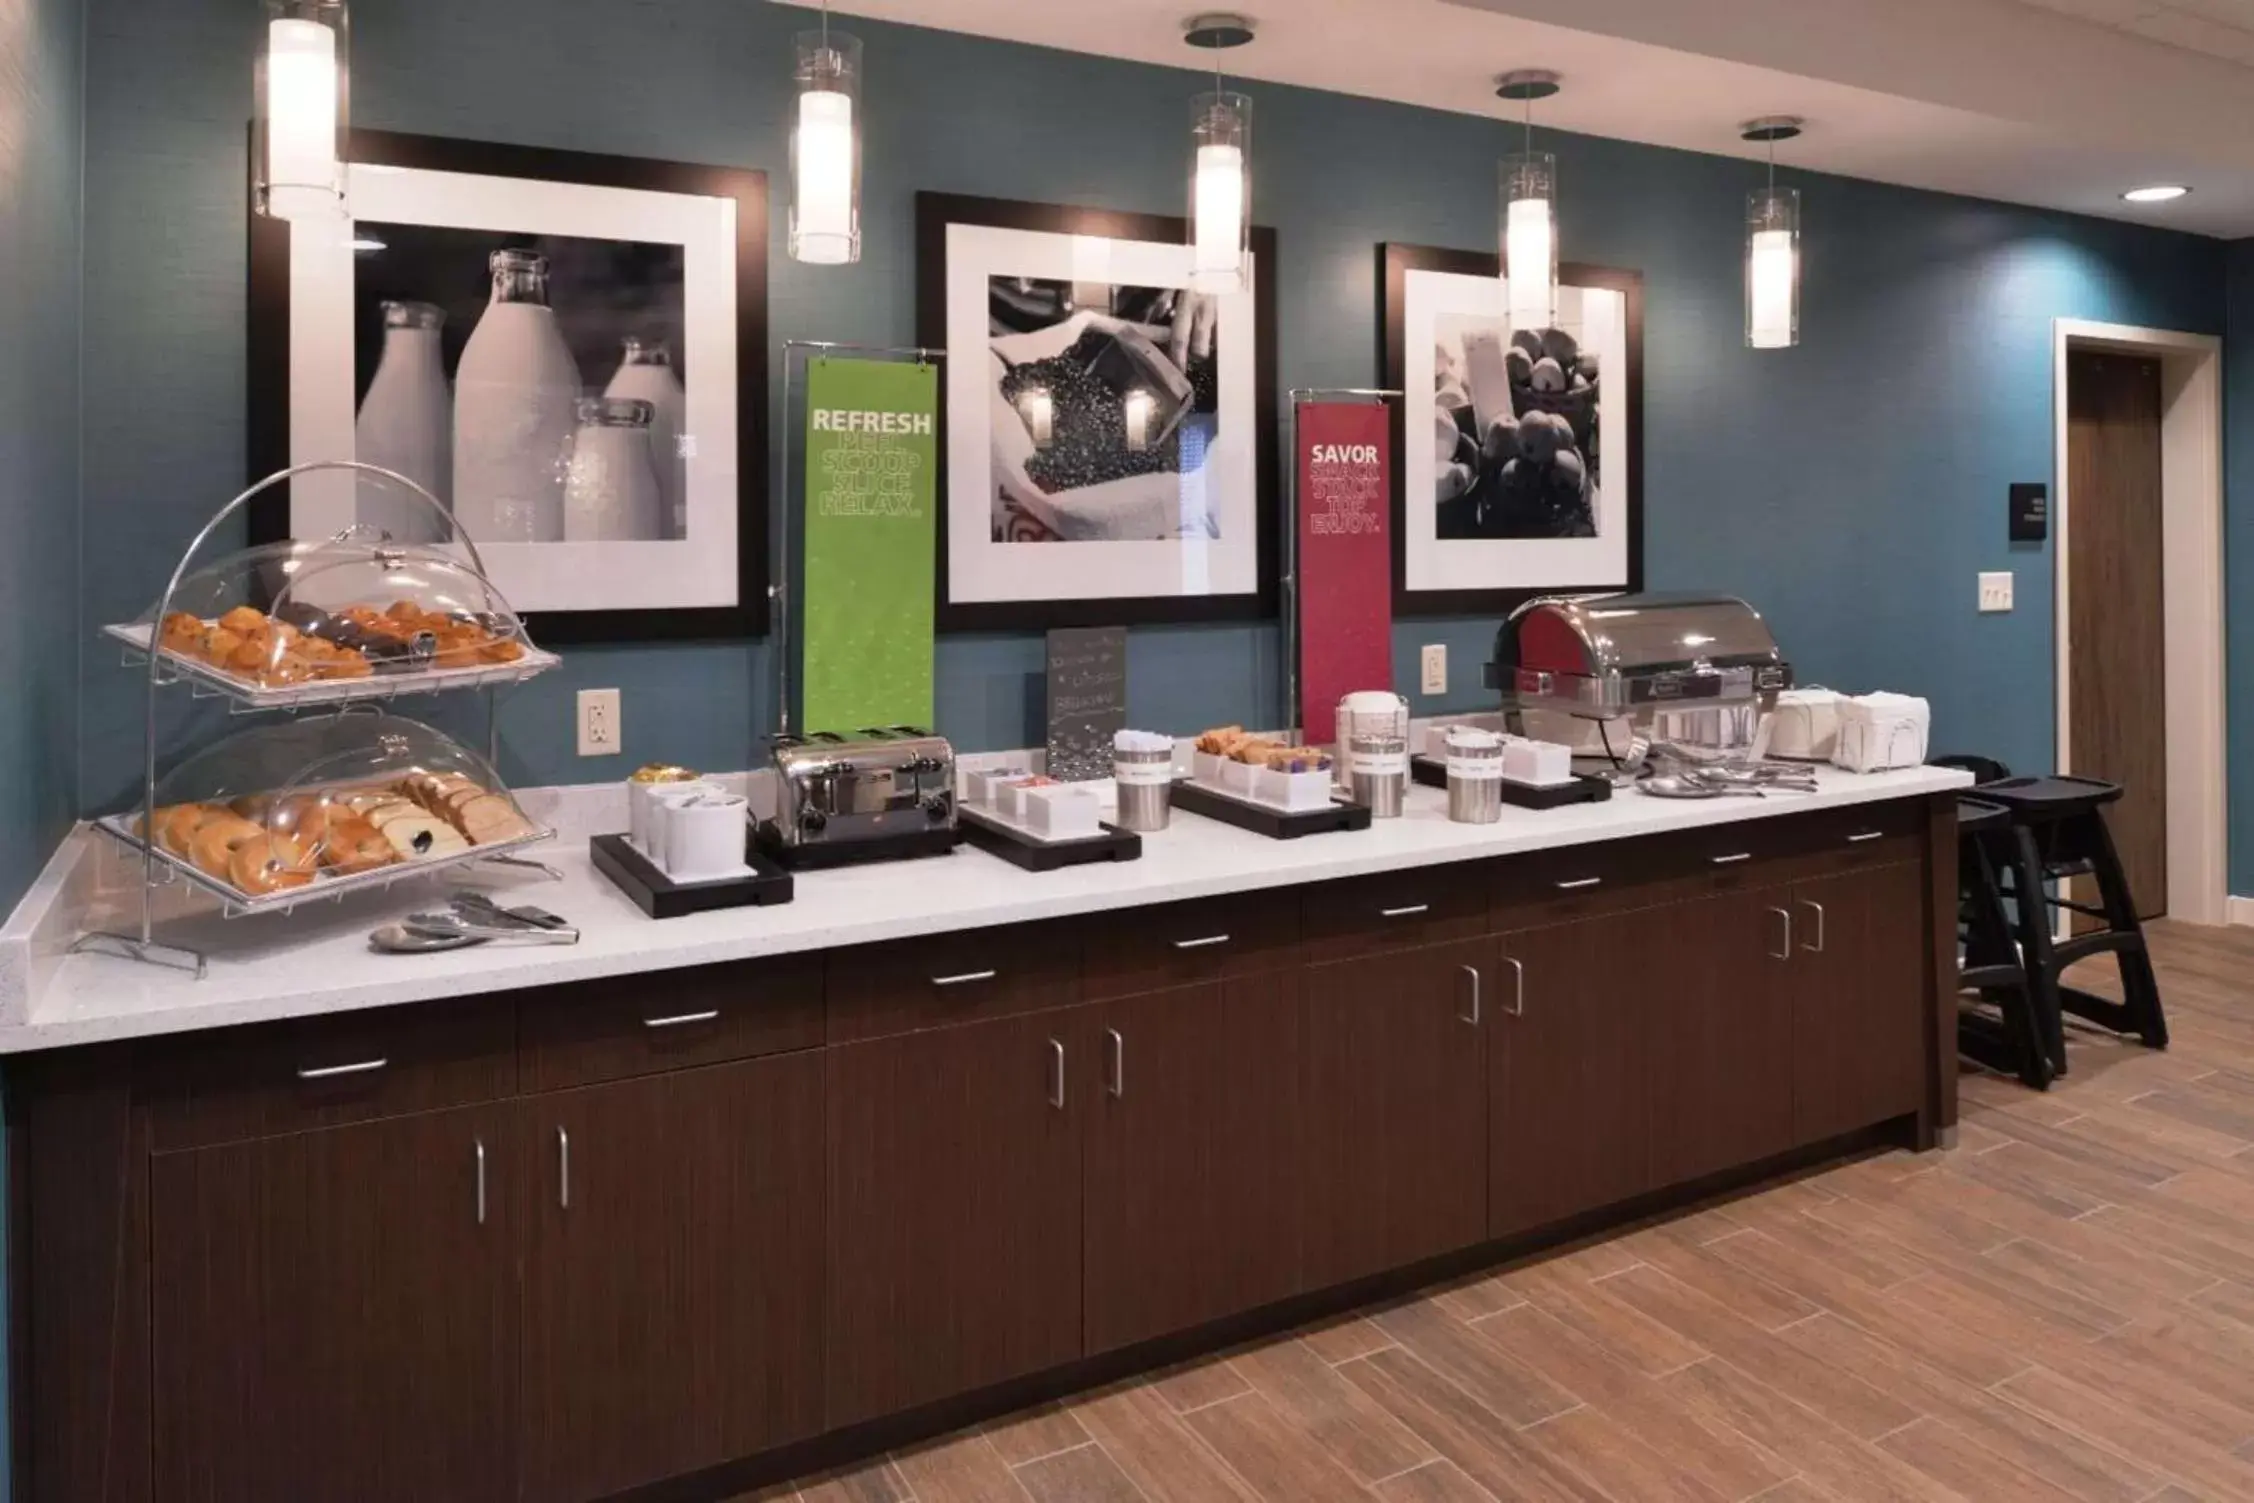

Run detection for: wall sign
[[2010, 482, 2048, 543], [801, 357, 939, 734], [1295, 401, 1394, 745], [1045, 626, 1128, 781]]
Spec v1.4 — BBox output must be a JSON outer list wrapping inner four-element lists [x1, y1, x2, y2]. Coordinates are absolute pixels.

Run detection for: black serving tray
[[959, 805, 1142, 870], [589, 833, 795, 919], [1170, 779, 1372, 839], [753, 820, 962, 871], [1408, 756, 1614, 810]]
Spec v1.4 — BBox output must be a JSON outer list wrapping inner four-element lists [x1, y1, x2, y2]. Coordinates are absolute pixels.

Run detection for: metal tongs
[[370, 891, 580, 953], [1637, 750, 1820, 800]]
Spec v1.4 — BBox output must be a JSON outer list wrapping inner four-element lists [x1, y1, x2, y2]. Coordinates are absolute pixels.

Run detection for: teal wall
[[67, 0, 2240, 894]]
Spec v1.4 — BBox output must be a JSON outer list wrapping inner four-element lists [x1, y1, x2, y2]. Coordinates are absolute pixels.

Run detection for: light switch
[[1421, 644, 1448, 695], [1978, 572, 2014, 614]]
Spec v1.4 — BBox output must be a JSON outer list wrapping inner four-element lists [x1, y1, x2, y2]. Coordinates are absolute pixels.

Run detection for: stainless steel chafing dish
[[1485, 592, 1793, 767], [766, 727, 956, 849]]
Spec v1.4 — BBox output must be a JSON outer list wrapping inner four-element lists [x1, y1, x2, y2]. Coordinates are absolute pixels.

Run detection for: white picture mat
[[943, 221, 1259, 605], [1401, 268, 1631, 595], [287, 162, 741, 613]]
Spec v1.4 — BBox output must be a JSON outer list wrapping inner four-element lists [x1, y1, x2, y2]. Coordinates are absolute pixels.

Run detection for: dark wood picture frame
[[1379, 242, 1644, 618], [247, 129, 771, 643], [915, 192, 1280, 633]]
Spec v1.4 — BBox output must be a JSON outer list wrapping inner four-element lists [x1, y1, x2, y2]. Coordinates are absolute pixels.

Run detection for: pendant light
[[1185, 15, 1254, 294], [1496, 70, 1561, 334], [1742, 116, 1804, 350], [790, 1, 862, 266], [253, 0, 349, 222]]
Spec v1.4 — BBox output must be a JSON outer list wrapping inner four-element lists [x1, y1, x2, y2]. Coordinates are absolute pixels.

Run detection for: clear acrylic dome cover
[[135, 712, 543, 898], [140, 535, 529, 688]]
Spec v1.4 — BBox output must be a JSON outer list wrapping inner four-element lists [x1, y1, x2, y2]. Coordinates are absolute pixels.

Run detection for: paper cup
[[645, 780, 723, 872], [661, 791, 748, 880]]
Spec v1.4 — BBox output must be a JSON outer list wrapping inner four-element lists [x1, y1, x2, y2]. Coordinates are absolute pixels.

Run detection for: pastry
[[228, 833, 317, 895], [379, 812, 469, 860], [189, 814, 265, 881], [216, 605, 267, 636], [457, 793, 535, 846], [158, 612, 204, 651], [318, 814, 396, 875]]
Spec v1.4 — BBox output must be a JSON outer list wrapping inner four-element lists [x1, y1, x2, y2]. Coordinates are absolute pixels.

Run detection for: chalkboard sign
[[1046, 627, 1128, 782]]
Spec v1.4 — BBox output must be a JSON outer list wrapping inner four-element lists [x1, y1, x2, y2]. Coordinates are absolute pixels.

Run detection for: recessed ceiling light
[[2121, 184, 2190, 203]]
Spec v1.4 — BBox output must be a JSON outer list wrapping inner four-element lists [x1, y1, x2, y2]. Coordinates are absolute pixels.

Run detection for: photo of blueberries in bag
[[1432, 314, 1600, 540]]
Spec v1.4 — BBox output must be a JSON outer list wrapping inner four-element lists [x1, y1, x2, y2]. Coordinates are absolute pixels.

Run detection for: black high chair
[[1954, 798, 2055, 1090]]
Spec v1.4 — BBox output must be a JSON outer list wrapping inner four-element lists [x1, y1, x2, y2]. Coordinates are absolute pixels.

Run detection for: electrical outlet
[[577, 688, 622, 756], [1421, 643, 1448, 696], [1977, 572, 2014, 614]]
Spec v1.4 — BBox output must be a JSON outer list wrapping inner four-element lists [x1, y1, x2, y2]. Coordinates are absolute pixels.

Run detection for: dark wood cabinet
[[1645, 888, 1799, 1188], [824, 1009, 1086, 1427], [1787, 861, 1928, 1143], [518, 1052, 825, 1503], [1490, 913, 1655, 1238], [148, 1102, 518, 1503], [1301, 937, 1491, 1289], [1083, 972, 1303, 1354]]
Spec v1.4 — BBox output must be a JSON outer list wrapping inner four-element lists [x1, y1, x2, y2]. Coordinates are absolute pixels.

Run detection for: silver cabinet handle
[[1172, 934, 1232, 950], [1105, 1027, 1125, 1097], [1554, 877, 1603, 891], [1799, 899, 1827, 954], [1767, 906, 1793, 960], [1047, 1039, 1066, 1110], [1504, 957, 1526, 1017], [556, 1126, 570, 1210], [1459, 965, 1481, 1026], [1380, 904, 1430, 918], [297, 1057, 387, 1081], [643, 1009, 720, 1029], [1847, 830, 1884, 844], [933, 969, 998, 987], [474, 1136, 487, 1226], [1710, 852, 1753, 866]]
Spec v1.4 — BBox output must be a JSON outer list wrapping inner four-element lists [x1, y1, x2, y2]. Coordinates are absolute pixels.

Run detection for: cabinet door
[[825, 1010, 1085, 1426], [1302, 938, 1490, 1290], [1790, 862, 1929, 1143], [150, 1104, 517, 1503], [1646, 890, 1798, 1188], [519, 1052, 825, 1503], [1084, 973, 1302, 1354], [1491, 913, 1654, 1238]]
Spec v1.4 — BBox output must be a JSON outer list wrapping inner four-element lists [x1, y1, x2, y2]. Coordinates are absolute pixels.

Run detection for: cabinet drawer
[[1082, 889, 1301, 999], [828, 919, 1082, 1043], [1491, 833, 1707, 916], [519, 953, 825, 1093], [1301, 864, 1489, 964], [145, 997, 518, 1152]]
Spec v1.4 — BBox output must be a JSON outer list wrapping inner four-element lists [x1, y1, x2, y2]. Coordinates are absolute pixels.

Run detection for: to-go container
[[1337, 691, 1411, 818], [1444, 727, 1505, 824], [1112, 730, 1175, 832]]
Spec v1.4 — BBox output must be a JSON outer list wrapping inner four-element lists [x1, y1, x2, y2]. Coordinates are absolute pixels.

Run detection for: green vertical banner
[[801, 357, 939, 733]]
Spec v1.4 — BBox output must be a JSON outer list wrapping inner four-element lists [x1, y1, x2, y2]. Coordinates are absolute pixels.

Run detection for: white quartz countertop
[[2, 766, 1970, 1053]]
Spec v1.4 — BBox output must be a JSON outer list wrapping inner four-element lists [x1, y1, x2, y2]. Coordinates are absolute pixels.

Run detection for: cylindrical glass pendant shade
[[1189, 91, 1251, 294], [254, 0, 349, 222], [1747, 185, 1800, 350], [791, 30, 862, 266], [1501, 151, 1557, 334]]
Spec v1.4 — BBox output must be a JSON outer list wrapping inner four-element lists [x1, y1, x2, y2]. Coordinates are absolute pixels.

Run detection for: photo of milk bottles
[[602, 336, 687, 538], [354, 299, 451, 542], [452, 248, 582, 543], [563, 397, 664, 542]]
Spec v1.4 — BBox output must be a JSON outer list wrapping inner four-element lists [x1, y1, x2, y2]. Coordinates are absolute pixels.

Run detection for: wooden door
[[2067, 348, 2167, 918], [1646, 889, 1797, 1187], [1084, 972, 1302, 1354], [825, 1009, 1086, 1426], [1788, 863, 1928, 1144], [1301, 937, 1490, 1290], [519, 1052, 825, 1503], [149, 1104, 517, 1503], [1491, 913, 1654, 1237]]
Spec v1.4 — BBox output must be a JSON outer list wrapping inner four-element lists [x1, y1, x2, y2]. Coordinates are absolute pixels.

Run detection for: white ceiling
[[804, 0, 2254, 237]]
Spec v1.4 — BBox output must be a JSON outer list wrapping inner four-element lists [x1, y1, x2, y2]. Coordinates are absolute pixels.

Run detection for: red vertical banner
[[1296, 402, 1394, 745]]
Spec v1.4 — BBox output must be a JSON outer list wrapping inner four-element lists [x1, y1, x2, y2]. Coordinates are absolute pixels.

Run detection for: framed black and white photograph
[[917, 193, 1279, 631], [248, 130, 768, 640], [1382, 243, 1643, 616]]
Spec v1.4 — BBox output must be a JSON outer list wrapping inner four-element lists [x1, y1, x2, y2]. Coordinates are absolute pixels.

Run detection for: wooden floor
[[755, 920, 2254, 1503]]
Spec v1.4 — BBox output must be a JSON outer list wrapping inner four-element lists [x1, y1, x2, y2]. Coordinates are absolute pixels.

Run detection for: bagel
[[188, 814, 265, 881], [228, 833, 317, 895]]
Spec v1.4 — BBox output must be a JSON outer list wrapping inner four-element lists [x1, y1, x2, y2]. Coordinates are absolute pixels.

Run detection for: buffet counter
[[9, 764, 1971, 1503], [5, 764, 1967, 1052]]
